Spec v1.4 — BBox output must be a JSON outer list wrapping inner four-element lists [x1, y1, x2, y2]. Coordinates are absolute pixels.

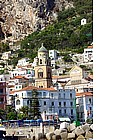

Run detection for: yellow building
[[65, 65, 93, 93], [34, 44, 52, 88]]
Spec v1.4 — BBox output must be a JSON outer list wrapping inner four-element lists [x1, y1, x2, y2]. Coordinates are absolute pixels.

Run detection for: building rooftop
[[87, 46, 93, 49], [38, 46, 47, 52], [76, 92, 93, 97], [10, 76, 29, 80], [9, 86, 56, 94]]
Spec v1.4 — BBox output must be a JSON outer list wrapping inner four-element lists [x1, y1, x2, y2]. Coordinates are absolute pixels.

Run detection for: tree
[[7, 112, 17, 120], [29, 89, 41, 119], [18, 106, 29, 119], [6, 105, 17, 120], [0, 108, 6, 120]]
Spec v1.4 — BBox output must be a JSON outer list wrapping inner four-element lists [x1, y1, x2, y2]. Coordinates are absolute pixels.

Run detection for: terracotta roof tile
[[14, 76, 29, 80], [76, 92, 93, 97], [88, 46, 93, 49], [9, 86, 56, 94]]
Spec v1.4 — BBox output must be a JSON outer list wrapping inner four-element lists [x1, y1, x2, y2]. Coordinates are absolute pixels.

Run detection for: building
[[52, 68, 66, 76], [76, 92, 93, 122], [10, 67, 28, 78], [65, 65, 93, 93], [49, 50, 58, 60], [17, 58, 30, 66], [1, 51, 12, 60], [34, 44, 52, 88], [8, 76, 29, 92], [0, 82, 7, 109], [10, 86, 76, 120], [83, 46, 93, 62], [81, 18, 87, 25]]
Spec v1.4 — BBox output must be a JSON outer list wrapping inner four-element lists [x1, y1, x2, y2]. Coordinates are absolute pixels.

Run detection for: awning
[[59, 117, 70, 122]]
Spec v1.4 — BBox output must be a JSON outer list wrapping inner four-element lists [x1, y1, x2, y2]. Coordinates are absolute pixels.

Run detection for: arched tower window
[[40, 59, 42, 64], [38, 68, 44, 78], [16, 100, 20, 105]]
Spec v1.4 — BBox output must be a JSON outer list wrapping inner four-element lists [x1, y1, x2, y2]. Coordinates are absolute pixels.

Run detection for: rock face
[[0, 0, 74, 43]]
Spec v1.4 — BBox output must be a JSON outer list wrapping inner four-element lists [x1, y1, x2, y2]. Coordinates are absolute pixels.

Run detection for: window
[[70, 93, 72, 99], [0, 98, 3, 104], [44, 101, 46, 105], [59, 102, 61, 107], [51, 93, 53, 98], [64, 102, 66, 107], [70, 102, 73, 107], [27, 92, 31, 97], [71, 109, 73, 115], [89, 98, 91, 104], [0, 89, 3, 93], [59, 109, 61, 114], [16, 100, 20, 105], [38, 92, 42, 97], [38, 69, 43, 78], [43, 92, 46, 96], [52, 102, 54, 106], [59, 93, 61, 98], [38, 72, 43, 78], [27, 100, 30, 105], [40, 59, 42, 64], [64, 109, 66, 114], [64, 93, 65, 99]]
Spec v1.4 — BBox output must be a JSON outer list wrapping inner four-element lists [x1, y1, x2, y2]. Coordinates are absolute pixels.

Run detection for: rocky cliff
[[0, 0, 74, 45]]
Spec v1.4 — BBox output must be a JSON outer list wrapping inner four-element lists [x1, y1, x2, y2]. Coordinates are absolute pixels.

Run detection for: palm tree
[[19, 106, 29, 119]]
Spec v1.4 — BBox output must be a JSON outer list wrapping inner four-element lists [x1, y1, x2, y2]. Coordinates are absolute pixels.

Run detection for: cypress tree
[[29, 89, 41, 119]]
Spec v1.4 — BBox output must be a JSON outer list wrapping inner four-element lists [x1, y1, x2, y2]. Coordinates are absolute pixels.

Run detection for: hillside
[[1, 0, 93, 64]]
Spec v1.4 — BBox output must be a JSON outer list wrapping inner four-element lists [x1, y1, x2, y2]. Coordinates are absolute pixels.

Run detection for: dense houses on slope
[[0, 44, 93, 122]]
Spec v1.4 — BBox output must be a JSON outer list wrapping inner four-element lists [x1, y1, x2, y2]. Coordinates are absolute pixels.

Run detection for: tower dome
[[38, 43, 47, 52]]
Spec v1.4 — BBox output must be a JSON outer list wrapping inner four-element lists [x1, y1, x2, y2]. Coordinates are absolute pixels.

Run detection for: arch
[[16, 99, 20, 105], [37, 68, 44, 78], [40, 59, 42, 64]]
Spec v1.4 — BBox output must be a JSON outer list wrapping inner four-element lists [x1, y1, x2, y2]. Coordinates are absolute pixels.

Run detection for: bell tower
[[34, 43, 52, 88]]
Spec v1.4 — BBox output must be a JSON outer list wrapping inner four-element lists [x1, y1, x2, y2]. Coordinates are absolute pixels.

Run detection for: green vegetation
[[0, 42, 10, 53], [0, 89, 41, 120], [29, 89, 41, 119], [11, 0, 92, 63]]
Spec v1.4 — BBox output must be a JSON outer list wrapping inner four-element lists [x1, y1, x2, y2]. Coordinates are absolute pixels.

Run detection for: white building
[[81, 18, 87, 25], [83, 46, 93, 62], [49, 50, 58, 60], [76, 92, 93, 122], [1, 51, 12, 60], [8, 76, 29, 92], [10, 67, 34, 79], [17, 58, 30, 66], [52, 68, 65, 76], [11, 86, 76, 121]]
